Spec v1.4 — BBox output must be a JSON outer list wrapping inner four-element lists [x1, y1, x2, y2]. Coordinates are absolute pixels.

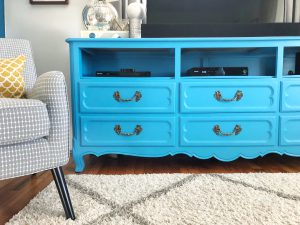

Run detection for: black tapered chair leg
[[51, 167, 75, 220]]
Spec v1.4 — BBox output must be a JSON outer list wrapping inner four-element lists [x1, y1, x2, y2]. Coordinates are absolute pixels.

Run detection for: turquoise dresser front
[[67, 37, 300, 172]]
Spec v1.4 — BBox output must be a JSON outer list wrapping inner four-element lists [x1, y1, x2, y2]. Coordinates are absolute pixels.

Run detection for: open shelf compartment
[[80, 48, 175, 78], [181, 47, 277, 78], [283, 47, 300, 77]]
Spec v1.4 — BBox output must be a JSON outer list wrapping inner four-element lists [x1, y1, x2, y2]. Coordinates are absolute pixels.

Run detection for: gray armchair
[[0, 39, 75, 220]]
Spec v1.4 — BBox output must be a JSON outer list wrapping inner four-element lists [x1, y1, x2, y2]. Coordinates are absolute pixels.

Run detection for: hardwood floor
[[1, 154, 300, 224]]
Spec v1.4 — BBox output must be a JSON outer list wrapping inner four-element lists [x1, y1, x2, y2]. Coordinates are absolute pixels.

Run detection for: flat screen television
[[142, 0, 300, 37]]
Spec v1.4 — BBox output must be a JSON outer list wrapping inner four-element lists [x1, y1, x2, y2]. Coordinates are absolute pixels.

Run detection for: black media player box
[[296, 52, 300, 75]]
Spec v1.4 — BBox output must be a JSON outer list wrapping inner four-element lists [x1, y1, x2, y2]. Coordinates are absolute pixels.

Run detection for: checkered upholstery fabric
[[0, 39, 70, 180], [0, 139, 55, 180], [0, 98, 50, 146], [27, 71, 70, 166], [0, 39, 37, 92]]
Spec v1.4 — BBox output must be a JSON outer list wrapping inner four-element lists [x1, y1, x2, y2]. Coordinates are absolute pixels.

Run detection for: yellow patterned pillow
[[0, 55, 26, 98]]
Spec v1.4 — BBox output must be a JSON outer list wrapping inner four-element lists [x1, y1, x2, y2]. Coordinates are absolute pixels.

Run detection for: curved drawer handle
[[214, 90, 243, 102], [114, 125, 143, 136], [113, 91, 142, 102], [213, 125, 242, 136]]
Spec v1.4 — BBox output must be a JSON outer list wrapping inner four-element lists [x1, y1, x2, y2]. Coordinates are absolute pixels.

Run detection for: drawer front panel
[[281, 81, 300, 112], [280, 116, 300, 146], [80, 82, 176, 113], [180, 116, 276, 146], [81, 116, 175, 147], [180, 81, 278, 113]]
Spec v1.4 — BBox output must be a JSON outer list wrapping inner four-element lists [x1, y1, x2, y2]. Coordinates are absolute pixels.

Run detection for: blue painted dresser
[[67, 37, 300, 172]]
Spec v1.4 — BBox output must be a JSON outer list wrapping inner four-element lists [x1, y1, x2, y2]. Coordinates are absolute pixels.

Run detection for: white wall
[[5, 0, 88, 81], [5, 0, 91, 147]]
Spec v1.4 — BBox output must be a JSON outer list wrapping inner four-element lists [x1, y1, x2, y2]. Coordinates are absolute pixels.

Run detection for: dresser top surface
[[66, 37, 300, 43]]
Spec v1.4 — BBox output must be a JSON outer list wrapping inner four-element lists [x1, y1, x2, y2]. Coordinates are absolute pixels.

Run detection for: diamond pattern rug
[[6, 173, 300, 225]]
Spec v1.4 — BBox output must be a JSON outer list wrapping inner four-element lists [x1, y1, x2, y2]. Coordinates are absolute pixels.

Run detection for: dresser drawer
[[79, 82, 175, 113], [281, 81, 300, 112], [280, 115, 300, 146], [180, 116, 277, 146], [80, 116, 175, 147], [180, 80, 278, 113]]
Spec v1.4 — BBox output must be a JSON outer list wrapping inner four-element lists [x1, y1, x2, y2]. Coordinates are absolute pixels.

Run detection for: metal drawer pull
[[213, 125, 242, 136], [214, 90, 243, 102], [113, 91, 142, 102], [114, 125, 143, 136]]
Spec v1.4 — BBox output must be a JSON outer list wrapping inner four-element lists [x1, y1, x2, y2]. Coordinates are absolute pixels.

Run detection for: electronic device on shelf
[[296, 52, 300, 75], [96, 69, 151, 77], [185, 67, 248, 76]]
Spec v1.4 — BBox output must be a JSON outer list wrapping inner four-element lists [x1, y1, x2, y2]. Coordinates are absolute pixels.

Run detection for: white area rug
[[6, 173, 300, 225]]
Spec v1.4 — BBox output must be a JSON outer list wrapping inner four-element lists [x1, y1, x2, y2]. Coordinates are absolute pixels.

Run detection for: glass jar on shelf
[[83, 0, 118, 31]]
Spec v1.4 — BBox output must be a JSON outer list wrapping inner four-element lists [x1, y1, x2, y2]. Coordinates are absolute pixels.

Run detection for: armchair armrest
[[27, 71, 70, 163]]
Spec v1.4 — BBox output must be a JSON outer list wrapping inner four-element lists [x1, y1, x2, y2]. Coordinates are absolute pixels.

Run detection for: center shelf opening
[[181, 48, 277, 78]]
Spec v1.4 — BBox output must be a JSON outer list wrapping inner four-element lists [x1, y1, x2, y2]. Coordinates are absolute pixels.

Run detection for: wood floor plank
[[1, 154, 300, 224]]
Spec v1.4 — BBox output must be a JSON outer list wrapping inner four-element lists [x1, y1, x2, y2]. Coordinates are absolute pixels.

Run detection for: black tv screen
[[147, 0, 298, 24], [142, 0, 300, 37]]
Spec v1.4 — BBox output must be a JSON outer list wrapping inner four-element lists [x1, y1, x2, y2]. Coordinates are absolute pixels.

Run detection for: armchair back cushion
[[0, 39, 37, 92]]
